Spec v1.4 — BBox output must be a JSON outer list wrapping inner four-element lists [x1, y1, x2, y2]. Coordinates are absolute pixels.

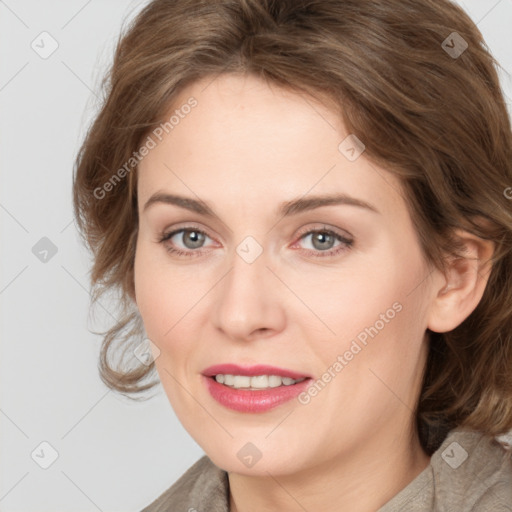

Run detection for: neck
[[228, 426, 431, 512]]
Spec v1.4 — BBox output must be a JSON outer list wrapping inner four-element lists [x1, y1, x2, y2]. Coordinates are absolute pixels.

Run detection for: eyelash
[[158, 225, 354, 259]]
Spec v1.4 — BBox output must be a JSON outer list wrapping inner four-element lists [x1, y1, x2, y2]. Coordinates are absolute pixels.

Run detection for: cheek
[[134, 243, 176, 341], [323, 257, 430, 407], [303, 263, 405, 345], [133, 243, 210, 350], [308, 245, 429, 375]]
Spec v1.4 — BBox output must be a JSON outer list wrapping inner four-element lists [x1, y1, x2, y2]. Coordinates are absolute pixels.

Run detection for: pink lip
[[202, 364, 312, 413]]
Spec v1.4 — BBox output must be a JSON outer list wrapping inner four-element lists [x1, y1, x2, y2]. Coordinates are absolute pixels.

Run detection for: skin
[[133, 73, 494, 512]]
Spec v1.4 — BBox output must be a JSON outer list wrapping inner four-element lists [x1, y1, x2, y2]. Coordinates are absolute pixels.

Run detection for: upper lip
[[202, 364, 312, 380]]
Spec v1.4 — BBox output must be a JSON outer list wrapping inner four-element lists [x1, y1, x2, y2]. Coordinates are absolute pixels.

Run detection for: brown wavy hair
[[72, 0, 512, 454]]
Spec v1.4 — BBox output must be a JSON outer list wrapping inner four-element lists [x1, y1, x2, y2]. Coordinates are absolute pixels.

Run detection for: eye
[[158, 224, 354, 259], [158, 226, 215, 257], [292, 226, 354, 258]]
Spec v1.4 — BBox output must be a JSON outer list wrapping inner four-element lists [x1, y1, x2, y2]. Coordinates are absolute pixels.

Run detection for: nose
[[211, 246, 286, 342]]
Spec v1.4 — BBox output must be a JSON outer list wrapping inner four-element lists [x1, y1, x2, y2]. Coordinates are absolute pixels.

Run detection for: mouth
[[202, 364, 313, 412]]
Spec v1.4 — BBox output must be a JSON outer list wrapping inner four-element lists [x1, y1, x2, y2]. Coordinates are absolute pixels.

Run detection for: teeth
[[214, 374, 306, 389]]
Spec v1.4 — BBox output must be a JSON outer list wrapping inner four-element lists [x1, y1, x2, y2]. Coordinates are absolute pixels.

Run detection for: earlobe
[[427, 230, 494, 333]]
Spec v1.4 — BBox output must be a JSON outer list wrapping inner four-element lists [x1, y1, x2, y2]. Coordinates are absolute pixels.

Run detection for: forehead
[[137, 73, 406, 219]]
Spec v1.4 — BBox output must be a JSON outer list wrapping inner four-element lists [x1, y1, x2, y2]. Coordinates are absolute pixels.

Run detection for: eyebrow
[[142, 192, 380, 218]]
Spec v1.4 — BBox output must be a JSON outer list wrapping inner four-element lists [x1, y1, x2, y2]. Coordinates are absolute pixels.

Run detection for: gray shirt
[[141, 429, 512, 511]]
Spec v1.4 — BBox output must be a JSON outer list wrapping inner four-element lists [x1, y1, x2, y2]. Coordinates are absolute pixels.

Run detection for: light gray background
[[1, 1, 511, 511]]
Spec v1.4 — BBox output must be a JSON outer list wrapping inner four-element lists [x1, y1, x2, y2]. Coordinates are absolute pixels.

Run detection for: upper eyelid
[[160, 222, 351, 236], [161, 224, 214, 241], [295, 224, 353, 240], [158, 211, 355, 239]]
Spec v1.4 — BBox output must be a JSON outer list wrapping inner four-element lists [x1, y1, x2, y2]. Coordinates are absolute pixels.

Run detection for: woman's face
[[134, 73, 439, 475]]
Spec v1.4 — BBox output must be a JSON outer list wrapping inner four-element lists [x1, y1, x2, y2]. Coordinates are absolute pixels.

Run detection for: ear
[[427, 229, 495, 333]]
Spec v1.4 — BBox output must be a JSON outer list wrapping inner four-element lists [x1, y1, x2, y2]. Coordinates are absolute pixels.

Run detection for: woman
[[73, 0, 512, 510]]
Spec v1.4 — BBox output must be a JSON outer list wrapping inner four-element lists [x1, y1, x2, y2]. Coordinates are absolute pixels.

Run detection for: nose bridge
[[212, 238, 284, 340]]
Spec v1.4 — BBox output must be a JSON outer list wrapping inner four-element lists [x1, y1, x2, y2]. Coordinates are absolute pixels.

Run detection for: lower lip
[[203, 375, 311, 413]]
